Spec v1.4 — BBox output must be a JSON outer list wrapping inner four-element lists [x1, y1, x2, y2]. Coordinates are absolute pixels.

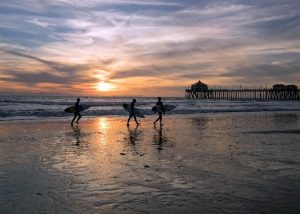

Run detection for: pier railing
[[185, 89, 300, 100]]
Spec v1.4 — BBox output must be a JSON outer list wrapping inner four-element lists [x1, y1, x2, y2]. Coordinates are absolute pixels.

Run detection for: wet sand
[[0, 112, 300, 214]]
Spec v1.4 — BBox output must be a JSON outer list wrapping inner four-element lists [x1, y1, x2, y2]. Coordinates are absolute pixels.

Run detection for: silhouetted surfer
[[71, 98, 81, 126], [127, 99, 140, 126], [154, 97, 165, 126]]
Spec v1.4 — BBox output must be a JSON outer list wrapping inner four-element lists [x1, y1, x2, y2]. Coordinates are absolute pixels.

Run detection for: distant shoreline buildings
[[185, 80, 300, 100]]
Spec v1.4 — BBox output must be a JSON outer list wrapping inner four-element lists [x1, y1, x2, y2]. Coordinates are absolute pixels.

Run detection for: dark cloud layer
[[0, 48, 114, 87], [1, 49, 89, 73], [225, 60, 300, 83]]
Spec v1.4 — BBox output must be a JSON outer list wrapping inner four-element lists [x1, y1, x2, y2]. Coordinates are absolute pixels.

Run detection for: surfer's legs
[[128, 114, 139, 125], [154, 117, 159, 125], [71, 113, 77, 125], [159, 113, 163, 126], [154, 113, 162, 126], [76, 113, 81, 124], [127, 114, 132, 125], [134, 116, 139, 125]]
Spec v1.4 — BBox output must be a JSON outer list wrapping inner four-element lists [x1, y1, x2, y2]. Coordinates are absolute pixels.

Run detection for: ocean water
[[0, 95, 300, 121]]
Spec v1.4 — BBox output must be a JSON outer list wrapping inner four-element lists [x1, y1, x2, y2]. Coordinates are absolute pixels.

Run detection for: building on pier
[[191, 80, 208, 92]]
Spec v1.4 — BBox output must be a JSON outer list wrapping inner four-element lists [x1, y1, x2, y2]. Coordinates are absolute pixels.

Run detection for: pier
[[185, 81, 300, 100]]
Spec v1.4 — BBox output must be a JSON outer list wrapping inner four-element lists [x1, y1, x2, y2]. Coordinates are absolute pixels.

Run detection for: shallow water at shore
[[1, 95, 300, 120], [0, 112, 299, 213]]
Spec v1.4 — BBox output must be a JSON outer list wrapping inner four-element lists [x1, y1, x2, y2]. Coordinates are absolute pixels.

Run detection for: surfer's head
[[77, 98, 80, 102], [158, 97, 161, 101], [133, 98, 136, 103]]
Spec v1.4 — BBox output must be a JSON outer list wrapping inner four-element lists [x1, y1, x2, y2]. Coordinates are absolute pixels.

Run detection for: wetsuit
[[71, 100, 81, 125], [127, 101, 139, 125]]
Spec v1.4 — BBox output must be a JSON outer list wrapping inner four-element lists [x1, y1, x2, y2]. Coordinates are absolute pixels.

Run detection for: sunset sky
[[0, 0, 300, 96]]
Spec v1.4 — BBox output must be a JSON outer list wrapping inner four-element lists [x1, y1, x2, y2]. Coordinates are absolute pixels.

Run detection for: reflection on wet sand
[[98, 117, 109, 145], [153, 125, 167, 151], [71, 125, 81, 146], [98, 117, 108, 131], [1, 113, 299, 214], [126, 125, 139, 145], [190, 117, 208, 132]]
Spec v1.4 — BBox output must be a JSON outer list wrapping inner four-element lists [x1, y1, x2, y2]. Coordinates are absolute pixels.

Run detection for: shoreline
[[1, 110, 300, 123]]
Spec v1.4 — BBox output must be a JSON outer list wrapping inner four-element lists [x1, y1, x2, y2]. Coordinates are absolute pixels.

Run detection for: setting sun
[[96, 82, 114, 92]]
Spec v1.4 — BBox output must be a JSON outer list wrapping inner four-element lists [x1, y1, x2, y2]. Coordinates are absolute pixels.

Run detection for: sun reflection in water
[[98, 117, 108, 145], [99, 117, 108, 130]]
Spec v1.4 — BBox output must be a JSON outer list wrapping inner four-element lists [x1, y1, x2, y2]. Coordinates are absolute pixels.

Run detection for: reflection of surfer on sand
[[153, 125, 167, 151], [127, 125, 139, 145], [71, 124, 81, 146], [127, 99, 140, 126], [71, 98, 81, 126], [154, 97, 165, 126]]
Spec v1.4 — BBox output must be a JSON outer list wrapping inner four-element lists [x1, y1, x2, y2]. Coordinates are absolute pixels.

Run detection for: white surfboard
[[122, 103, 145, 118], [152, 104, 176, 113]]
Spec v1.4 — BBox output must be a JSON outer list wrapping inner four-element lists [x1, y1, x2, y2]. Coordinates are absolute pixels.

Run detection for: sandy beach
[[0, 112, 299, 214]]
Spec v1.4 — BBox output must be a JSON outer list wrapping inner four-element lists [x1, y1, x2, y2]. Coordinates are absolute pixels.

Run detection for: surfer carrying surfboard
[[127, 99, 140, 126], [71, 98, 81, 126], [154, 97, 165, 126]]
